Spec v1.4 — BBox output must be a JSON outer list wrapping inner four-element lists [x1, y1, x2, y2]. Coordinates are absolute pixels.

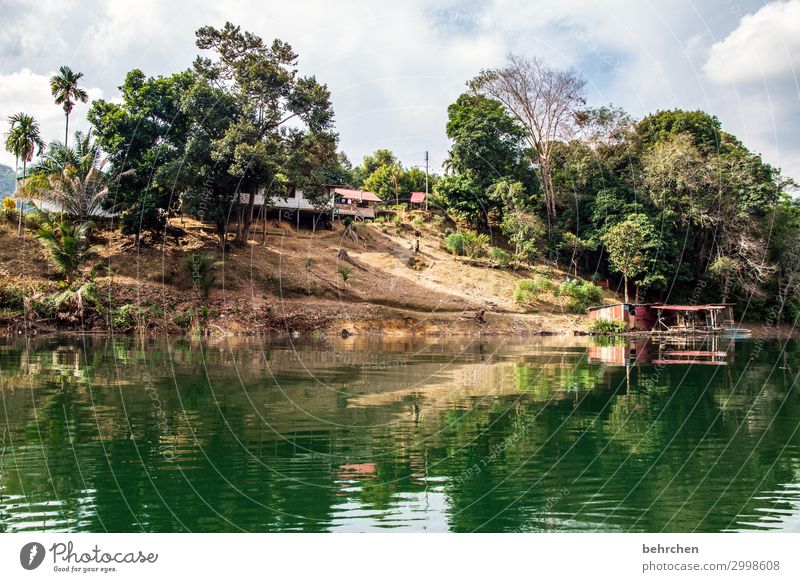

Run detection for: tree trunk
[[216, 218, 227, 249], [18, 160, 26, 236], [238, 191, 256, 244], [623, 273, 629, 304], [65, 112, 70, 147], [15, 157, 21, 237], [261, 205, 268, 245], [538, 156, 557, 233]]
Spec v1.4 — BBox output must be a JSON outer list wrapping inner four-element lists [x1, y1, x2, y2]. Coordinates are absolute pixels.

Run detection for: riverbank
[[0, 212, 607, 338], [2, 214, 798, 340]]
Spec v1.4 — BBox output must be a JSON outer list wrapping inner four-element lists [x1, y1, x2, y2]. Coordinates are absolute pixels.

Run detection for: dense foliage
[[435, 55, 798, 318], [4, 42, 799, 322]]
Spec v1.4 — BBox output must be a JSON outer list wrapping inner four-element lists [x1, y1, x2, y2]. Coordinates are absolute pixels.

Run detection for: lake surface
[[1, 334, 799, 533]]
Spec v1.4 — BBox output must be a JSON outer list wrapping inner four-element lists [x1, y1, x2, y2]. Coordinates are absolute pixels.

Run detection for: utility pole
[[424, 151, 429, 211]]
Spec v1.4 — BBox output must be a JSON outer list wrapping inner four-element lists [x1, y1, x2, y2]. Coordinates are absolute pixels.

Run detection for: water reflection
[[0, 334, 799, 532]]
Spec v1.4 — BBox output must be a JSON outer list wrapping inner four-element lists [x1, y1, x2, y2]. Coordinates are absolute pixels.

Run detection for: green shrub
[[514, 277, 556, 305], [462, 230, 490, 258], [30, 295, 57, 318], [35, 216, 97, 281], [184, 252, 220, 299], [0, 283, 24, 310], [530, 265, 555, 278], [338, 267, 353, 287], [112, 304, 138, 330], [589, 319, 629, 334], [558, 280, 602, 313], [445, 232, 465, 256], [172, 311, 192, 330], [490, 247, 512, 267]]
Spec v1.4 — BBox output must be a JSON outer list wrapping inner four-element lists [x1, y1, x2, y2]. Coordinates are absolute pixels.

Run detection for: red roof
[[333, 187, 381, 203], [652, 305, 727, 311], [410, 191, 426, 203]]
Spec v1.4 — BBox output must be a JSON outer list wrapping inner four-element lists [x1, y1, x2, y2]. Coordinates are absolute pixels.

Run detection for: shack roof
[[652, 305, 727, 311], [333, 187, 382, 202], [410, 191, 426, 203], [586, 303, 649, 311]]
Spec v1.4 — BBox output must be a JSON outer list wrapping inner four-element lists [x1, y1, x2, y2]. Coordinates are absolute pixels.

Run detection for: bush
[[338, 267, 353, 287], [589, 319, 629, 334], [462, 230, 490, 258], [172, 311, 192, 330], [0, 283, 24, 310], [35, 216, 97, 281], [558, 280, 603, 313], [2, 197, 16, 219], [514, 277, 556, 306], [530, 265, 555, 278], [490, 247, 512, 267], [112, 304, 138, 330], [445, 232, 465, 256], [30, 295, 58, 318], [184, 252, 220, 300]]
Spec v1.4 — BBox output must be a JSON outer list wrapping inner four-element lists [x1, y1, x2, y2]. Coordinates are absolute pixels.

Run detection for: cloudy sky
[[1, 0, 798, 179]]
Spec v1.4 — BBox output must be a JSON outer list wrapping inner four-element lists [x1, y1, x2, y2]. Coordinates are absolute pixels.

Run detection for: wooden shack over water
[[587, 302, 739, 333]]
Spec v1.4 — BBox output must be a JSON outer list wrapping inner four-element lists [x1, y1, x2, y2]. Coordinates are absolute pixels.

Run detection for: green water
[[1, 334, 799, 532]]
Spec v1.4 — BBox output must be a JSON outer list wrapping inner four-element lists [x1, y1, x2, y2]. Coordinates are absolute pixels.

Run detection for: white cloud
[[0, 69, 102, 167], [0, 0, 798, 179], [704, 0, 800, 84]]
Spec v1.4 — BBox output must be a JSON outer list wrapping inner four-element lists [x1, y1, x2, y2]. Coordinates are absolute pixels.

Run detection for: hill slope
[[0, 212, 617, 336]]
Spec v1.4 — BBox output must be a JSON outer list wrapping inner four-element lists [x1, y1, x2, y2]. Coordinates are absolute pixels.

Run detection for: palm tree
[[25, 130, 114, 219], [5, 113, 45, 235], [50, 66, 88, 147], [35, 214, 96, 281]]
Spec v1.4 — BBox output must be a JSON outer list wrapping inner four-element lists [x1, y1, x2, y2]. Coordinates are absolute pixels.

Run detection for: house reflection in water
[[588, 336, 734, 368]]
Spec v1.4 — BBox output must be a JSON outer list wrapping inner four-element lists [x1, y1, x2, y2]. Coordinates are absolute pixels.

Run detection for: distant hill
[[0, 164, 16, 199]]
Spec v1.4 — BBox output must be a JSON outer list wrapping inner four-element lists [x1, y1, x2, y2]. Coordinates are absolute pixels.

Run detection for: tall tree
[[601, 213, 657, 303], [469, 55, 586, 232], [89, 70, 196, 242], [439, 93, 533, 227], [193, 22, 336, 244], [5, 113, 45, 235], [50, 66, 89, 147]]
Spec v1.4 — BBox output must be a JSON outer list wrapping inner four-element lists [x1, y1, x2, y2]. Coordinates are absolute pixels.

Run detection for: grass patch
[[589, 319, 629, 334], [514, 277, 557, 306]]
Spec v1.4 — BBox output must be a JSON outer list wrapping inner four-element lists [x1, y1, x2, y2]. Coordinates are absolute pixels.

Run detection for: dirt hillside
[[0, 210, 621, 337]]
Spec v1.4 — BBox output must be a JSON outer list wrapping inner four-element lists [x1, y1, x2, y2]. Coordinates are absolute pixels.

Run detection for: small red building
[[409, 191, 427, 210], [587, 302, 738, 332], [587, 303, 636, 328]]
